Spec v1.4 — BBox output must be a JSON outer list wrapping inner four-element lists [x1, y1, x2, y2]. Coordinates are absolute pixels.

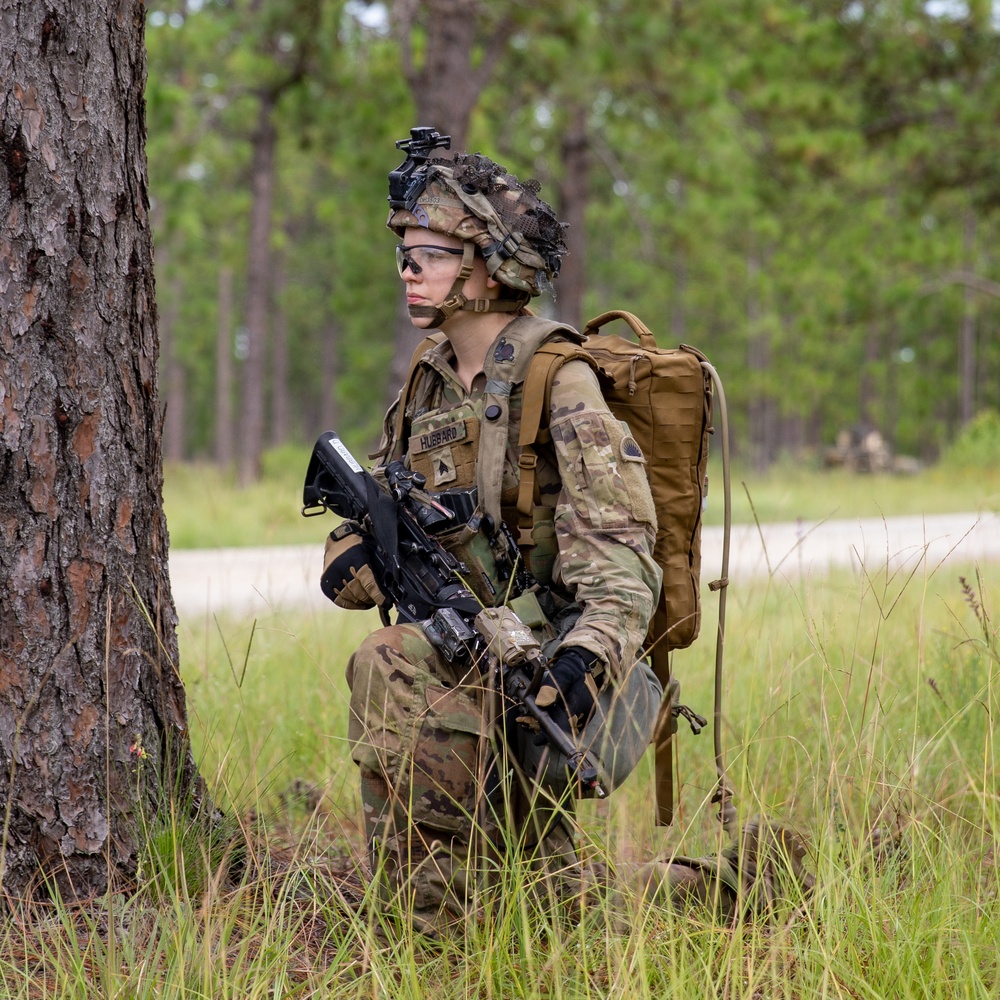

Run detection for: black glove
[[534, 647, 600, 737], [320, 523, 385, 609]]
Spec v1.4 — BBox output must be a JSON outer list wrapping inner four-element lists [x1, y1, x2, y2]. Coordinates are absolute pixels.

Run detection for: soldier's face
[[400, 230, 495, 327]]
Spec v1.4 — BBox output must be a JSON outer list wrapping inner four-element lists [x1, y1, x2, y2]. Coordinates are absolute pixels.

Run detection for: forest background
[[145, 0, 1000, 489]]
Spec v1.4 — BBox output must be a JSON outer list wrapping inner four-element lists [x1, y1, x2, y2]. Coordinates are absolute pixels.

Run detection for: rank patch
[[432, 448, 457, 486]]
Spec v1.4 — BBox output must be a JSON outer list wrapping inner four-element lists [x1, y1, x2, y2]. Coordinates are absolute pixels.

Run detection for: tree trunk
[[237, 90, 277, 485], [884, 318, 899, 451], [396, 0, 482, 151], [0, 0, 202, 903], [215, 266, 235, 469], [555, 104, 589, 332], [859, 322, 881, 434], [386, 282, 417, 418], [320, 315, 341, 434], [746, 246, 774, 472], [669, 180, 687, 344]]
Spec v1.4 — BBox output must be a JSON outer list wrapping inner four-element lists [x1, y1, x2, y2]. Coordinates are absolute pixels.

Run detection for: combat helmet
[[387, 127, 568, 326]]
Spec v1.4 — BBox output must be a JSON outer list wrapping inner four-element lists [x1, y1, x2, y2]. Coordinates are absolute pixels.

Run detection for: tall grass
[[3, 543, 997, 997]]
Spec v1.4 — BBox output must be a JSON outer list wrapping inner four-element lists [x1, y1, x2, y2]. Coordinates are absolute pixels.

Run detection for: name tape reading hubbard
[[412, 420, 467, 454]]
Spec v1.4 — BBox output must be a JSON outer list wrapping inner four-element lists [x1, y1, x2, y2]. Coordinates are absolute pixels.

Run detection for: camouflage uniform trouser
[[345, 621, 662, 934]]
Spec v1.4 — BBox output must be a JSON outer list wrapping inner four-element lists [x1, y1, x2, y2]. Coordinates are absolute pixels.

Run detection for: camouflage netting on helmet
[[387, 152, 568, 297]]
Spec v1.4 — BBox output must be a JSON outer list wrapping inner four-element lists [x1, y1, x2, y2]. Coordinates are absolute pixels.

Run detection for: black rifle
[[302, 431, 607, 797]]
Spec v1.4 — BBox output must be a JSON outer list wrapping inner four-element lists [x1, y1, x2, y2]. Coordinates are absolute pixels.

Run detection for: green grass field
[[4, 462, 999, 998]]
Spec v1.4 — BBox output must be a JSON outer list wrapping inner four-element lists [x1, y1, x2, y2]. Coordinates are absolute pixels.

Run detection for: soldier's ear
[[486, 274, 500, 289]]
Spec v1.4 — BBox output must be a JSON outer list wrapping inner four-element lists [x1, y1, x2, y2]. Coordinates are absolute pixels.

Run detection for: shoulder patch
[[620, 435, 646, 462]]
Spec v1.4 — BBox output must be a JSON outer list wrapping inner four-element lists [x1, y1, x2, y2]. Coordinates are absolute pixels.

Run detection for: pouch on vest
[[408, 403, 481, 491], [432, 518, 510, 608]]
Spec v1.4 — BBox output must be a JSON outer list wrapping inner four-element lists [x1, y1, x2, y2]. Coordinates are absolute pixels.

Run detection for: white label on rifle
[[329, 435, 363, 474]]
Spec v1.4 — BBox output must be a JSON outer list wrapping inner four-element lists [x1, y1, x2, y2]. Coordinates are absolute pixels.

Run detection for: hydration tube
[[701, 361, 739, 835]]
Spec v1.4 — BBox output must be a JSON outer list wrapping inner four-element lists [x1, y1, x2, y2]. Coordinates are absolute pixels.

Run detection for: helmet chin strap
[[407, 242, 528, 327]]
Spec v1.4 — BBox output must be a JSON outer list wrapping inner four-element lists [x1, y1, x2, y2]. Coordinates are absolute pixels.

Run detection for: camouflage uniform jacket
[[374, 319, 662, 680]]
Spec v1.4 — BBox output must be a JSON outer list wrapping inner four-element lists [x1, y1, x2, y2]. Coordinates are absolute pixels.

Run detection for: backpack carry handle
[[583, 310, 657, 350]]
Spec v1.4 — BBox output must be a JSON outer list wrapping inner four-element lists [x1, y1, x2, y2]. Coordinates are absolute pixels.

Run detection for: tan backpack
[[517, 310, 717, 825]]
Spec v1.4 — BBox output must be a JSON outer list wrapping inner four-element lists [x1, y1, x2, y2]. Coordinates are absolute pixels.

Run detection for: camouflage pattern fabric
[[545, 358, 660, 675], [347, 622, 583, 934], [339, 323, 662, 934], [346, 623, 487, 838]]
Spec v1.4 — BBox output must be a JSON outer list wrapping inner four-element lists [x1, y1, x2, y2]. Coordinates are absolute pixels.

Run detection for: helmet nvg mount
[[388, 127, 453, 213], [387, 126, 568, 325]]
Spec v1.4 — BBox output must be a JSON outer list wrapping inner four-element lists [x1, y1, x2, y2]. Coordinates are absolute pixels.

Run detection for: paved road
[[168, 511, 1000, 619]]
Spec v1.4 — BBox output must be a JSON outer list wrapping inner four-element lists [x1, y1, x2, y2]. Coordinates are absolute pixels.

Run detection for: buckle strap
[[483, 232, 522, 269]]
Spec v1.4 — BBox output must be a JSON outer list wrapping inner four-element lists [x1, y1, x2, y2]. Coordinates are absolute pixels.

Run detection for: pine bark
[[320, 315, 341, 434], [270, 248, 289, 447], [746, 246, 775, 472], [0, 0, 202, 903]]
